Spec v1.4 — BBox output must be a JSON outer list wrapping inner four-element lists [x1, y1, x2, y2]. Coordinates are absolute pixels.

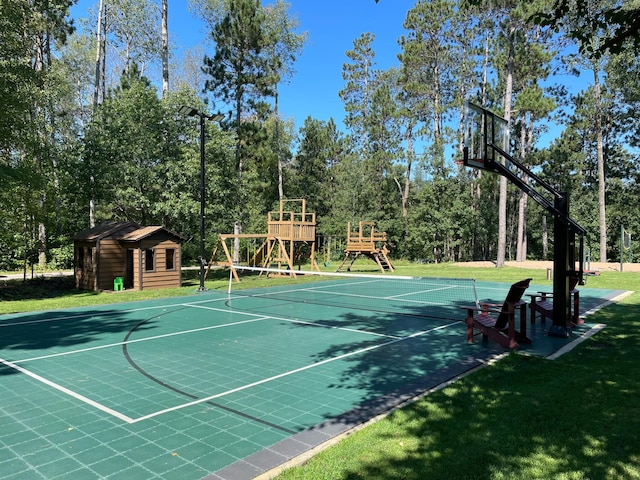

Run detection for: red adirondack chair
[[462, 278, 532, 349]]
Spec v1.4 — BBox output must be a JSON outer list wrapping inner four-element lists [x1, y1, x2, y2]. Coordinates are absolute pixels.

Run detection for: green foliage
[[3, 0, 640, 271]]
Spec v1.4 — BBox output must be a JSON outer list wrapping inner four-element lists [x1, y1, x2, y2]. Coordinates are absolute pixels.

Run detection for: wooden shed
[[73, 221, 184, 291]]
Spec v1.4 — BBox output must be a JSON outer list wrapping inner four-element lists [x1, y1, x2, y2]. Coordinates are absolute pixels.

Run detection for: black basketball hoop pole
[[463, 102, 587, 337]]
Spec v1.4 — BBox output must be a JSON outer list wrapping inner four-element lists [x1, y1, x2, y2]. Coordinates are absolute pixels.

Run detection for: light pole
[[179, 106, 224, 292]]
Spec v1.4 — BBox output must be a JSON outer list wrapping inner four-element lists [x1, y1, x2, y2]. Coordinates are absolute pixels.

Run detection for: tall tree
[[162, 0, 169, 97], [203, 0, 272, 260], [339, 32, 378, 157], [261, 0, 306, 200], [557, 0, 617, 261]]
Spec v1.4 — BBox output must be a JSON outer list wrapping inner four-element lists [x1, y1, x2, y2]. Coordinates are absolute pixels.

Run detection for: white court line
[[0, 356, 135, 423], [0, 295, 232, 328], [14, 315, 270, 363], [5, 303, 402, 423], [129, 322, 455, 423], [189, 303, 400, 339], [385, 285, 458, 300]]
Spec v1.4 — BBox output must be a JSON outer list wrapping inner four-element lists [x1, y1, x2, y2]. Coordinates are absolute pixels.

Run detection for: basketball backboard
[[463, 102, 509, 171]]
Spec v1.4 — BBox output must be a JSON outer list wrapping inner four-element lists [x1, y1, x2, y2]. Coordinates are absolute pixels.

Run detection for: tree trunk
[[90, 0, 106, 228], [516, 112, 528, 262], [497, 28, 515, 268], [594, 67, 607, 262], [161, 0, 169, 97], [275, 88, 284, 200]]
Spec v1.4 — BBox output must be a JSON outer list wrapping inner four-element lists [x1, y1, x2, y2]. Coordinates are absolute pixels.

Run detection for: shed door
[[126, 249, 134, 289]]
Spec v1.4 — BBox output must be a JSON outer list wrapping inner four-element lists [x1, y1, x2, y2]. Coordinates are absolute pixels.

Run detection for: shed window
[[77, 248, 84, 269], [145, 249, 155, 271], [166, 248, 175, 271]]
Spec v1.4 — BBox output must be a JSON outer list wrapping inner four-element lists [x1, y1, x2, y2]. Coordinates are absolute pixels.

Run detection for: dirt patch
[[456, 260, 640, 273]]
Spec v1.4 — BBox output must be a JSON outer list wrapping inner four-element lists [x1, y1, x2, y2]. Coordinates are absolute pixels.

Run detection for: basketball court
[[0, 273, 627, 479]]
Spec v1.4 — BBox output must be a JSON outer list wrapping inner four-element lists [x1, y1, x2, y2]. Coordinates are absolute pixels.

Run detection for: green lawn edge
[[273, 266, 640, 480]]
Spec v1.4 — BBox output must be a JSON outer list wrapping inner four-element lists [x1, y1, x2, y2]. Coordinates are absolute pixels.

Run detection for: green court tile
[[105, 433, 145, 451], [247, 429, 290, 446], [72, 444, 117, 466], [139, 453, 187, 475], [35, 457, 85, 478], [89, 454, 137, 477], [224, 439, 263, 459], [0, 281, 624, 479], [52, 468, 102, 480], [3, 467, 39, 480], [60, 435, 102, 454], [187, 449, 238, 472], [156, 433, 196, 450], [7, 438, 51, 457], [161, 463, 209, 480], [105, 465, 155, 480], [17, 446, 63, 468], [124, 442, 167, 461], [174, 440, 216, 460]]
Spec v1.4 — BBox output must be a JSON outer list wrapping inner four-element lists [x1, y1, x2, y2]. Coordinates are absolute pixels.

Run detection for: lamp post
[[179, 106, 224, 292]]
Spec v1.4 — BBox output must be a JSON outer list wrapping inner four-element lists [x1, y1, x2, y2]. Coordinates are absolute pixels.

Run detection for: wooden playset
[[207, 199, 319, 282], [336, 221, 394, 273]]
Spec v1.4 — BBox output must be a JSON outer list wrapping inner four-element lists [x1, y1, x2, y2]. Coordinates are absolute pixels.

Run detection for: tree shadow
[[305, 299, 640, 479]]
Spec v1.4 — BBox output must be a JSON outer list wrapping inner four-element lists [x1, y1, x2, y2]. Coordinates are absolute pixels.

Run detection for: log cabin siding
[[137, 239, 182, 290], [74, 222, 184, 292]]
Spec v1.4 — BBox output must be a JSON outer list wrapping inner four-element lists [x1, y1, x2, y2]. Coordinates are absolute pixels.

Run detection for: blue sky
[[71, 0, 415, 131]]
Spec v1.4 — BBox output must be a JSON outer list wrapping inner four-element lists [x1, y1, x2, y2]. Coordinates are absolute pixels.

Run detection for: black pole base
[[547, 324, 571, 338]]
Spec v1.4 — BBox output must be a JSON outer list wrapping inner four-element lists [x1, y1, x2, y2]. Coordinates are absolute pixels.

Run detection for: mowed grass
[[274, 264, 640, 480], [1, 262, 639, 479]]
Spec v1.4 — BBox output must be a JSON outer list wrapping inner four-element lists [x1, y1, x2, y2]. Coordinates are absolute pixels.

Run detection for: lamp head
[[178, 105, 198, 117]]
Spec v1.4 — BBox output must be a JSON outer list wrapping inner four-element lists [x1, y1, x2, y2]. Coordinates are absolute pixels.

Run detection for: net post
[[227, 266, 234, 294]]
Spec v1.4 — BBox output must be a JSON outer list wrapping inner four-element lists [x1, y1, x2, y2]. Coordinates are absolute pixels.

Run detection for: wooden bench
[[527, 276, 582, 326], [461, 278, 532, 349]]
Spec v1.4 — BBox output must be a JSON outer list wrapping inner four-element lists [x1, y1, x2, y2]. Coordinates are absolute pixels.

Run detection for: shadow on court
[[323, 298, 640, 480], [0, 281, 628, 480]]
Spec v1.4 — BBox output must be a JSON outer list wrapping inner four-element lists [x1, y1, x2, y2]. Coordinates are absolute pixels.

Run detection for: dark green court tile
[[226, 421, 263, 439], [187, 450, 237, 472], [21, 446, 65, 468], [53, 467, 102, 480], [3, 468, 40, 480], [73, 444, 115, 465], [8, 438, 51, 457], [172, 440, 213, 460], [139, 452, 186, 475], [224, 439, 261, 459], [142, 423, 178, 440], [75, 420, 119, 436], [0, 429, 40, 446], [163, 414, 203, 431], [0, 458, 32, 479], [36, 457, 84, 478], [183, 423, 222, 440], [60, 435, 102, 454], [155, 432, 194, 450], [204, 430, 239, 447], [105, 433, 144, 451], [247, 428, 290, 446], [162, 463, 208, 480], [125, 442, 166, 461], [43, 426, 84, 446], [89, 454, 136, 477], [106, 465, 155, 480]]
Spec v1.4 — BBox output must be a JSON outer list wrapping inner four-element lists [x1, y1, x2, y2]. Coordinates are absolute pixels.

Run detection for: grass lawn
[[275, 264, 640, 480], [1, 263, 639, 479]]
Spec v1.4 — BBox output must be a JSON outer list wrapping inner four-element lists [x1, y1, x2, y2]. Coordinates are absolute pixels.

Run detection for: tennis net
[[224, 265, 478, 322]]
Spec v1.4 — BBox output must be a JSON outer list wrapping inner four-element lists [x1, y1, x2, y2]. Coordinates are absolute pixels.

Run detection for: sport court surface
[[0, 275, 627, 479]]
